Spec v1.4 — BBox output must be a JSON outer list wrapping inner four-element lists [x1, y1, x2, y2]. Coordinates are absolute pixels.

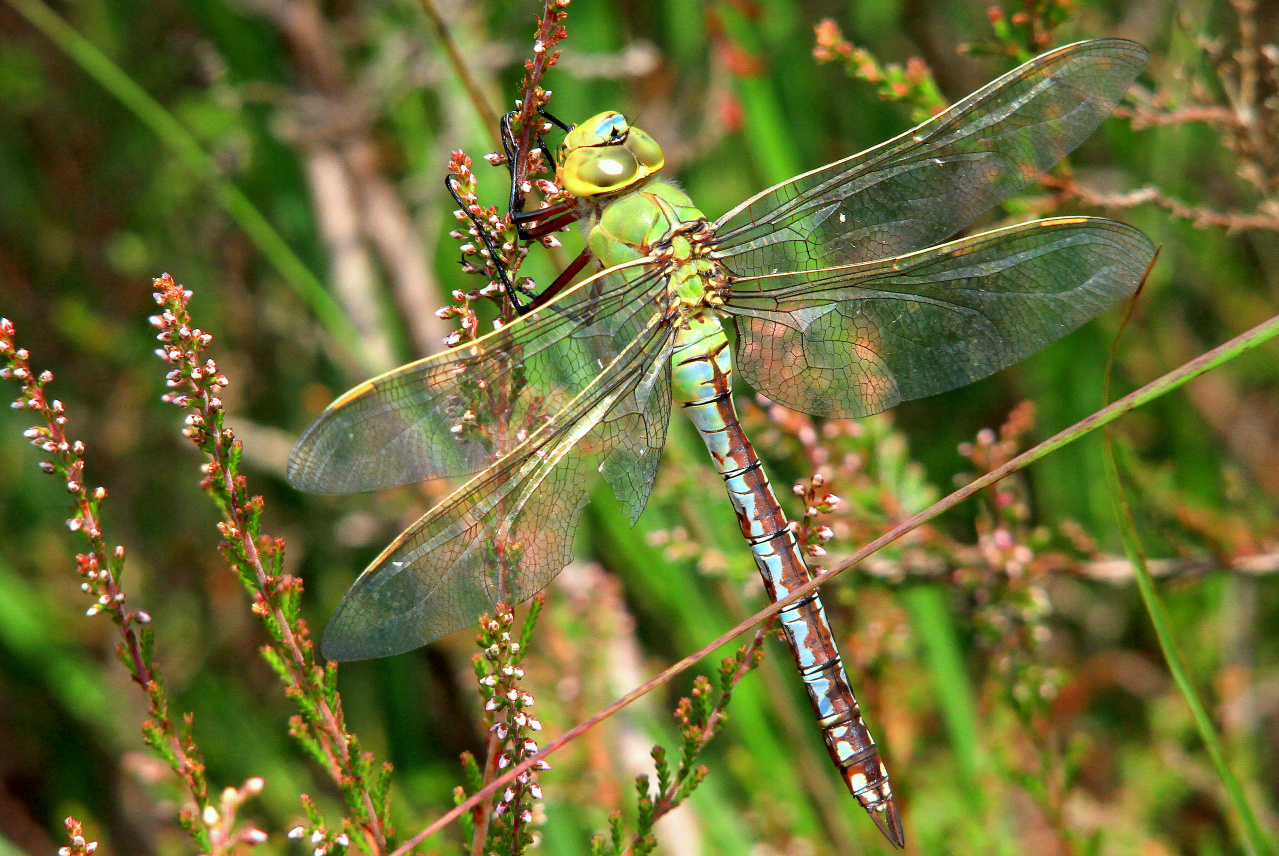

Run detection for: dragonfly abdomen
[[671, 310, 905, 847]]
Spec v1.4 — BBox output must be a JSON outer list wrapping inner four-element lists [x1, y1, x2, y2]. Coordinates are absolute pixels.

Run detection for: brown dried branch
[[418, 0, 502, 147], [251, 0, 450, 359], [1042, 175, 1279, 234], [1113, 102, 1241, 129]]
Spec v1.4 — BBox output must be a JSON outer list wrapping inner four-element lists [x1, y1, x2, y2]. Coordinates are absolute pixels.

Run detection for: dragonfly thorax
[[585, 178, 728, 312]]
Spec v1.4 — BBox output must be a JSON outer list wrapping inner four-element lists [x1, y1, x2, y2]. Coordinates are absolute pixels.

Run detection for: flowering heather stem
[[60, 817, 99, 856], [441, 0, 572, 338], [0, 316, 270, 854], [147, 273, 392, 855], [462, 598, 547, 856], [509, 0, 570, 207]]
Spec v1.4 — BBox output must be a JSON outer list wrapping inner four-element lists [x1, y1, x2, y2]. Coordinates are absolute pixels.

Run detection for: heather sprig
[[954, 403, 1067, 717], [287, 795, 353, 856], [456, 596, 548, 856], [963, 1, 1075, 61], [443, 149, 540, 336], [148, 273, 393, 854], [505, 0, 572, 207], [59, 818, 100, 856], [792, 471, 841, 565], [0, 314, 267, 855], [442, 0, 573, 335], [592, 632, 768, 856], [813, 18, 945, 122]]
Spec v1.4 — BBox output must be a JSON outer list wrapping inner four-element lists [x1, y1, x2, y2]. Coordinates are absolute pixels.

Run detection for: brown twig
[[252, 0, 450, 359], [1041, 175, 1279, 233], [418, 0, 502, 148]]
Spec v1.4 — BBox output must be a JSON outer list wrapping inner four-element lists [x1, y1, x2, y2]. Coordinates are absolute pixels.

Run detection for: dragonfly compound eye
[[622, 127, 664, 171], [561, 111, 627, 153], [556, 115, 666, 198], [561, 146, 640, 197]]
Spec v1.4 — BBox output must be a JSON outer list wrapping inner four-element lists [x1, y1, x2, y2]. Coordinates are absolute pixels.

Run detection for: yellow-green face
[[556, 111, 665, 198]]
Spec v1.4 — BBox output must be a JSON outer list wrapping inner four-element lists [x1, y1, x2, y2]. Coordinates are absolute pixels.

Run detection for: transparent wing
[[287, 258, 667, 494], [321, 304, 676, 661], [711, 39, 1147, 274], [721, 217, 1154, 418]]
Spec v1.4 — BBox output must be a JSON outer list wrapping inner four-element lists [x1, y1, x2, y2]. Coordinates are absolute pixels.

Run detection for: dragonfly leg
[[511, 200, 580, 241], [522, 247, 594, 314], [502, 108, 578, 242], [444, 110, 581, 313], [444, 173, 538, 313]]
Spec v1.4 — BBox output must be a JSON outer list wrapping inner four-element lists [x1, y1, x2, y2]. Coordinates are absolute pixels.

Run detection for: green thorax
[[588, 180, 715, 305]]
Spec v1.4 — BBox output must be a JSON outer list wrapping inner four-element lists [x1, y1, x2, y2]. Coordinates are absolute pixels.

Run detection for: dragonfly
[[287, 39, 1154, 848]]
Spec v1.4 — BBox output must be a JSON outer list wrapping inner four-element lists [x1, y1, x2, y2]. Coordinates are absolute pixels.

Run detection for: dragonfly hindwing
[[721, 218, 1155, 418]]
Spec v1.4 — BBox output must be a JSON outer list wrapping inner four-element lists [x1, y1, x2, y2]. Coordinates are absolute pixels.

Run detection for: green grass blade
[[6, 0, 370, 372], [714, 3, 802, 185], [903, 585, 982, 786], [1102, 434, 1273, 856]]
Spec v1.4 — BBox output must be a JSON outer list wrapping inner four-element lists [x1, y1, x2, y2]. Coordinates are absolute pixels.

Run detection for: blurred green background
[[1, 0, 1277, 854]]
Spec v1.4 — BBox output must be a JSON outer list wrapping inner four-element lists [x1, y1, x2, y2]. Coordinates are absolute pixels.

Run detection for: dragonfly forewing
[[721, 217, 1155, 418], [711, 39, 1148, 275], [320, 280, 675, 660], [286, 259, 667, 494]]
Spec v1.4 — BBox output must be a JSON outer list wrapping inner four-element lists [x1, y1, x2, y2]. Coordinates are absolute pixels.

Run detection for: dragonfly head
[[556, 111, 664, 198]]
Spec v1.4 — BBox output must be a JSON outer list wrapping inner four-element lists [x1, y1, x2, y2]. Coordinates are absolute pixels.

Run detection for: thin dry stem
[[419, 0, 503, 147]]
